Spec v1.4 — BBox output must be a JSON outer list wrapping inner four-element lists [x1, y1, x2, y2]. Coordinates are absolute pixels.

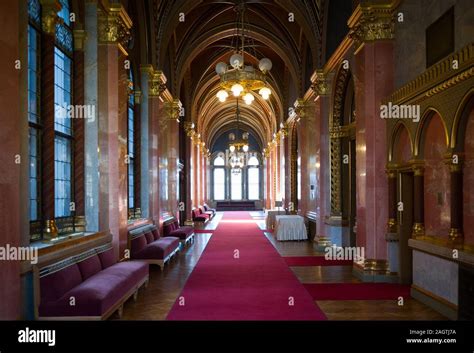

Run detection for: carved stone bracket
[[98, 3, 132, 55], [348, 1, 398, 53]]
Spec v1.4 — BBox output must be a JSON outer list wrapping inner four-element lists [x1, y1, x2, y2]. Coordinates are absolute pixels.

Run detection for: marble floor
[[117, 211, 447, 321]]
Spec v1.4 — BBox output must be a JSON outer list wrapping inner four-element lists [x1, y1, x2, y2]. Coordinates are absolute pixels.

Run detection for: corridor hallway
[[119, 212, 445, 321], [1, 0, 473, 331]]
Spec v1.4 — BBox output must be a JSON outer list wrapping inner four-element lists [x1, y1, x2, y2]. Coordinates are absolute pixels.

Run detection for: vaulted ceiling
[[152, 0, 324, 151]]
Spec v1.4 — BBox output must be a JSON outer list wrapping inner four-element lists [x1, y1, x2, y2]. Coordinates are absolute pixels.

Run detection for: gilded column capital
[[386, 168, 397, 179], [348, 1, 399, 53], [39, 0, 61, 34], [293, 98, 308, 119], [165, 99, 182, 122], [98, 3, 132, 55], [184, 121, 196, 137], [148, 70, 167, 97], [311, 70, 330, 96], [410, 160, 425, 176]]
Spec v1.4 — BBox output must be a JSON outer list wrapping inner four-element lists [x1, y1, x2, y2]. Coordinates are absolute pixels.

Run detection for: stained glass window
[[28, 0, 41, 27]]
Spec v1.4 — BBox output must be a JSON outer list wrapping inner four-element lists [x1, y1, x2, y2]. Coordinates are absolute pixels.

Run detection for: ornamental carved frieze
[[348, 2, 397, 52], [98, 4, 132, 53], [311, 70, 329, 96]]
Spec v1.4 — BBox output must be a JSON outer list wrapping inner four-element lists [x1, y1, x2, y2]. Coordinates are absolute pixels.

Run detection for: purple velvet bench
[[162, 217, 194, 245], [34, 243, 149, 320], [128, 223, 180, 270]]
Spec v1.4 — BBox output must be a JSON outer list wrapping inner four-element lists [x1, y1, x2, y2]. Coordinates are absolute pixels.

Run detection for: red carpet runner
[[167, 211, 326, 320]]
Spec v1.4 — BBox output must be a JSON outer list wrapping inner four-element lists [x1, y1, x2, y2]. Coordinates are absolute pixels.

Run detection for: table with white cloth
[[265, 210, 284, 230], [274, 215, 308, 241]]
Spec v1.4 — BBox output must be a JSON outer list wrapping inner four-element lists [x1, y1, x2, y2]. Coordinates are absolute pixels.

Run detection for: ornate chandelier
[[215, 2, 272, 105]]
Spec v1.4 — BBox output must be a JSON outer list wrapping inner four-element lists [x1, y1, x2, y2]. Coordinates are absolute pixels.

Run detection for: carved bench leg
[[117, 305, 123, 319], [133, 290, 139, 302]]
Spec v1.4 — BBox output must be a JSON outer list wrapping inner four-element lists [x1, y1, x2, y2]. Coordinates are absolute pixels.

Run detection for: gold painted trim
[[412, 223, 425, 239]]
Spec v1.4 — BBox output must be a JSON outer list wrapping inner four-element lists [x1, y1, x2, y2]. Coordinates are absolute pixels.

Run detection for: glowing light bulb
[[259, 87, 271, 100], [216, 89, 228, 102], [243, 144, 249, 152], [229, 145, 236, 152], [231, 84, 243, 97], [243, 92, 254, 105]]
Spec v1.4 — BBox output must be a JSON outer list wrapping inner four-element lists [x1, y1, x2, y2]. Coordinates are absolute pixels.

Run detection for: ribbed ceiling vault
[[153, 0, 323, 151]]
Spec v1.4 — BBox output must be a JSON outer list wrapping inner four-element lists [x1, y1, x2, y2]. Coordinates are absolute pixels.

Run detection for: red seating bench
[[192, 207, 210, 227], [34, 243, 149, 320], [128, 223, 180, 270], [203, 204, 216, 217], [162, 217, 194, 245]]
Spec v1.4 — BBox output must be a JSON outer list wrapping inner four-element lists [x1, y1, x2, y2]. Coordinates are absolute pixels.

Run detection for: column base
[[352, 259, 399, 283], [313, 235, 332, 252], [412, 222, 425, 239]]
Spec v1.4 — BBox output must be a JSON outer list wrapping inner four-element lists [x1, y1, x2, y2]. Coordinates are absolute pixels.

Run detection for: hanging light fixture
[[228, 97, 249, 158], [215, 1, 272, 104]]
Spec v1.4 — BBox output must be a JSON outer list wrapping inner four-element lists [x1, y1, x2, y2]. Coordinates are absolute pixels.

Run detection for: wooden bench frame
[[33, 243, 149, 321]]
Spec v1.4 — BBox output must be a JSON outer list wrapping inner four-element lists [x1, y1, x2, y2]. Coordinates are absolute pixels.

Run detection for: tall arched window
[[247, 156, 260, 200], [128, 69, 136, 213], [230, 168, 242, 200], [213, 155, 225, 200], [54, 0, 74, 218], [28, 0, 42, 234]]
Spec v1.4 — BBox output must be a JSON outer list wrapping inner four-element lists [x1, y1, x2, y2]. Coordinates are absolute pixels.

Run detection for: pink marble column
[[317, 96, 331, 238], [354, 41, 393, 261], [148, 93, 160, 224], [185, 136, 193, 218], [117, 57, 129, 256], [168, 118, 179, 218], [0, 0, 21, 319], [98, 44, 120, 257]]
